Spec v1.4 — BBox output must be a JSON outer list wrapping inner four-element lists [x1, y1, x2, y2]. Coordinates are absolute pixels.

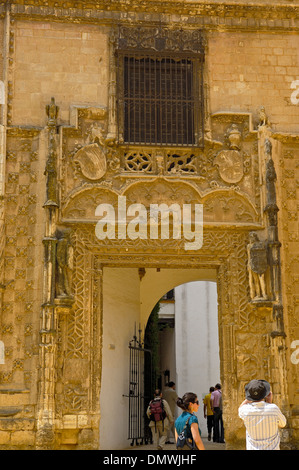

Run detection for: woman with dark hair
[[175, 392, 205, 450]]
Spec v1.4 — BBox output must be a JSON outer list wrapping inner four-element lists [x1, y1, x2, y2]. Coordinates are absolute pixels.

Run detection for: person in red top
[[211, 383, 225, 443]]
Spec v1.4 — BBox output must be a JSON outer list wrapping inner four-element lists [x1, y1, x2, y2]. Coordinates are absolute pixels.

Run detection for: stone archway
[[34, 103, 288, 450], [50, 224, 282, 449]]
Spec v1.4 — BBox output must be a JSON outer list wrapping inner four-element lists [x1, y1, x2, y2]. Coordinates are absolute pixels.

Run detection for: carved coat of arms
[[73, 143, 107, 180], [214, 149, 244, 184]]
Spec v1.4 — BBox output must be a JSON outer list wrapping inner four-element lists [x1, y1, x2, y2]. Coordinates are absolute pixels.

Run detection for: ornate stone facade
[[0, 0, 298, 450]]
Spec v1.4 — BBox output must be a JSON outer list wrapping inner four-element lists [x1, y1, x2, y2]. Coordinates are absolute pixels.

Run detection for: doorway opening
[[144, 280, 220, 440], [99, 266, 222, 449]]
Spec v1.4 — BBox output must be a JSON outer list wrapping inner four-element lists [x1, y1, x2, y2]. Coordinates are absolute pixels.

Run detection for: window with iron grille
[[116, 27, 204, 147]]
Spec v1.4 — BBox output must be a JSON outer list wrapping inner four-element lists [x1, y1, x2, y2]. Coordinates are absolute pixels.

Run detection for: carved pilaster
[[0, 4, 11, 334], [263, 138, 284, 336], [36, 98, 60, 450], [107, 28, 118, 141]]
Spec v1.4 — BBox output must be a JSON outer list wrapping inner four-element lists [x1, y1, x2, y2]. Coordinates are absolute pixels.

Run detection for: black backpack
[[149, 398, 167, 427]]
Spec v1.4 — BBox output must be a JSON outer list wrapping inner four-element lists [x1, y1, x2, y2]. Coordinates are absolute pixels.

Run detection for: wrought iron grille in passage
[[123, 328, 152, 446], [116, 26, 205, 147]]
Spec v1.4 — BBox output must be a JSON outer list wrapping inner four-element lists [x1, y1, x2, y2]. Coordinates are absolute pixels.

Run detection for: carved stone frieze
[[60, 108, 261, 228], [8, 1, 299, 34], [61, 179, 259, 227], [117, 25, 204, 54]]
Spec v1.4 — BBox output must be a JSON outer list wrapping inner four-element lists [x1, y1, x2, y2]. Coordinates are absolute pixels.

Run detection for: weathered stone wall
[[8, 22, 299, 132], [12, 21, 109, 127], [274, 137, 299, 443], [208, 32, 299, 133], [0, 127, 45, 448]]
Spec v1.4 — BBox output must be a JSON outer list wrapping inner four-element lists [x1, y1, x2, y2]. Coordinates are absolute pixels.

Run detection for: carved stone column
[[257, 125, 288, 441], [0, 4, 11, 348], [36, 98, 60, 449], [107, 28, 118, 141], [263, 138, 284, 335]]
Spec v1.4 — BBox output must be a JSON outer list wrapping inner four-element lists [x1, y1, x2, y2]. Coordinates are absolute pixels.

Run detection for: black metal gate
[[123, 326, 152, 446]]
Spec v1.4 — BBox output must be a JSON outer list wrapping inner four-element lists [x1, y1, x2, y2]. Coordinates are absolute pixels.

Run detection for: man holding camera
[[238, 379, 286, 450]]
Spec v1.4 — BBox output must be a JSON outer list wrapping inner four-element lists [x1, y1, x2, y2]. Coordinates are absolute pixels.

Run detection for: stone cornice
[[1, 1, 299, 32]]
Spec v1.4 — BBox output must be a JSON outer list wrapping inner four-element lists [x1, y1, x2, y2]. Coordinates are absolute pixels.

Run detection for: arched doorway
[[144, 281, 220, 442], [99, 266, 221, 449], [49, 210, 288, 452]]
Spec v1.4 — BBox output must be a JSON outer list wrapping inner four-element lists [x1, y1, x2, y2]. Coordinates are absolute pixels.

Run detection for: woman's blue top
[[175, 411, 201, 439]]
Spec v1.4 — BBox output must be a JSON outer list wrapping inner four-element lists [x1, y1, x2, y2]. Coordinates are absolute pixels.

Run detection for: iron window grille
[[116, 26, 205, 148]]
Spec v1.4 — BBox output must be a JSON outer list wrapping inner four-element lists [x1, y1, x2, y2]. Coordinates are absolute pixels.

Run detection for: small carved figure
[[258, 106, 268, 127], [55, 230, 73, 298], [247, 232, 268, 301], [46, 97, 59, 126]]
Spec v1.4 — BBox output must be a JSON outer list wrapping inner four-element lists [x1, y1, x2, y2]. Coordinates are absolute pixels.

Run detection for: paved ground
[[125, 437, 226, 451]]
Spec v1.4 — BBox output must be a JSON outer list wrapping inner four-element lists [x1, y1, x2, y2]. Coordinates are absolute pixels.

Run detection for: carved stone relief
[[73, 143, 107, 181], [60, 109, 260, 228], [58, 109, 263, 255], [55, 229, 74, 299]]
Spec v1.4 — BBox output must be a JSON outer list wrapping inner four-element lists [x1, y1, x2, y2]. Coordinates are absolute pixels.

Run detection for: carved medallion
[[214, 149, 244, 184], [73, 143, 107, 181]]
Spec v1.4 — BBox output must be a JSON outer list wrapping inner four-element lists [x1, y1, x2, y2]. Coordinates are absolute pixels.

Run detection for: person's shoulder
[[265, 402, 281, 411], [189, 413, 198, 424], [238, 403, 251, 414]]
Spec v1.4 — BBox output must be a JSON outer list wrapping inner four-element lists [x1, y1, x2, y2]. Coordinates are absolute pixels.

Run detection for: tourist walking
[[238, 379, 286, 450], [146, 389, 173, 450], [175, 392, 205, 450], [163, 381, 178, 444], [203, 387, 215, 441]]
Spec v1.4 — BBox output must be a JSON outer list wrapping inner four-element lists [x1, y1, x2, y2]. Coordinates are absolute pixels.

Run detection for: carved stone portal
[[1, 100, 291, 450]]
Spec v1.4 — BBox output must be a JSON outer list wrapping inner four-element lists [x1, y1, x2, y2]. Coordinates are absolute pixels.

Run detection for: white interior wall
[[159, 326, 176, 385], [175, 281, 220, 437], [140, 268, 217, 329], [99, 267, 140, 450]]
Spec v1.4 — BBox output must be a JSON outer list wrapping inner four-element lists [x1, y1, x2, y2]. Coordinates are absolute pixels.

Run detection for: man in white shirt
[[238, 379, 286, 450]]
